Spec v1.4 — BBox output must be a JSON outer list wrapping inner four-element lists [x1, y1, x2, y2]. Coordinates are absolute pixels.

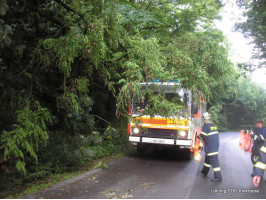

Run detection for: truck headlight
[[179, 130, 188, 138], [133, 127, 140, 134]]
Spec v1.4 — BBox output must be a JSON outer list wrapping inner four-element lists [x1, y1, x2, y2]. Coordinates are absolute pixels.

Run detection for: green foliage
[[0, 0, 252, 195], [0, 100, 51, 174], [0, 0, 9, 16], [93, 161, 108, 169], [142, 92, 186, 117], [104, 126, 120, 140], [208, 104, 228, 131], [235, 0, 266, 67], [77, 77, 89, 95], [0, 19, 12, 48], [166, 30, 235, 100], [83, 131, 103, 145], [24, 170, 52, 182], [224, 76, 266, 129]]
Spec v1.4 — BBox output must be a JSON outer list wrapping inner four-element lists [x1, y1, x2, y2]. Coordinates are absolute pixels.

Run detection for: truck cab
[[128, 82, 206, 159]]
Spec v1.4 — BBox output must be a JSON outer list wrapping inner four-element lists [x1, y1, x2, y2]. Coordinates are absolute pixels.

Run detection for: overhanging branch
[[145, 0, 154, 10], [53, 0, 88, 34], [139, 25, 172, 30]]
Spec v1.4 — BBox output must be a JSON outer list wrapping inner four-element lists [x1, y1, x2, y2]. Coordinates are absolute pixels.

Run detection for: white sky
[[214, 1, 266, 89]]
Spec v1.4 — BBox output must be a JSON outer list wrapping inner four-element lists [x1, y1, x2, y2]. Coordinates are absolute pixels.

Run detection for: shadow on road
[[128, 145, 193, 162]]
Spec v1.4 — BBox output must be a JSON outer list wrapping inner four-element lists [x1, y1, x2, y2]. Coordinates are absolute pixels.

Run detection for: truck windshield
[[132, 90, 188, 115]]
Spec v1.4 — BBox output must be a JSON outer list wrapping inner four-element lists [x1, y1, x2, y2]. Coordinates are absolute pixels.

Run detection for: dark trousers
[[201, 154, 222, 179], [251, 153, 260, 175]]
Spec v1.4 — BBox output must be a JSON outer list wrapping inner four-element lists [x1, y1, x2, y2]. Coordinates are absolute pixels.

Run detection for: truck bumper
[[129, 136, 192, 146]]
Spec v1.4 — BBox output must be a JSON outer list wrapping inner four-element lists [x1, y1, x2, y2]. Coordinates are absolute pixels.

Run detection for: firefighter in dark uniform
[[136, 97, 149, 112], [250, 118, 266, 177], [198, 112, 222, 182], [252, 138, 266, 187]]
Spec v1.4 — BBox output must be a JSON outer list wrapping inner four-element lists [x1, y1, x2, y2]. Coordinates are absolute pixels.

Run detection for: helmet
[[203, 112, 212, 123], [203, 112, 211, 119]]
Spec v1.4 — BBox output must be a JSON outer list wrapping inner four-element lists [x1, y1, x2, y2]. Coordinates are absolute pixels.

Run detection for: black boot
[[201, 172, 207, 177], [211, 178, 222, 182]]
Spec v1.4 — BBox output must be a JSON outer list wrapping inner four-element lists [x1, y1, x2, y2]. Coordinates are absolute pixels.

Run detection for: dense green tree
[[223, 76, 266, 129], [235, 0, 266, 68], [0, 0, 239, 184]]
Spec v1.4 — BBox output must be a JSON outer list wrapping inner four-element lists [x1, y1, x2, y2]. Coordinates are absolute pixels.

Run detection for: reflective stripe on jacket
[[253, 142, 266, 177]]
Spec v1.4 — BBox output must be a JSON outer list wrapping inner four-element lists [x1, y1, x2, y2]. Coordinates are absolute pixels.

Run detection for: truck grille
[[140, 128, 177, 139]]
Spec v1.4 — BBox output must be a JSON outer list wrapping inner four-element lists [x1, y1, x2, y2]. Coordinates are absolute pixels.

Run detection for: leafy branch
[[53, 0, 88, 34]]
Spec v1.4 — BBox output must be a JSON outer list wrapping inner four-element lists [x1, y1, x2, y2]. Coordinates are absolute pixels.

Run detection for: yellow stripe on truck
[[131, 117, 190, 130], [132, 117, 189, 125], [131, 124, 189, 130]]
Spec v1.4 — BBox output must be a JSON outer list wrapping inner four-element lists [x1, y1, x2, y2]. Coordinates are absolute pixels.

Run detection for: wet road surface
[[25, 132, 266, 199]]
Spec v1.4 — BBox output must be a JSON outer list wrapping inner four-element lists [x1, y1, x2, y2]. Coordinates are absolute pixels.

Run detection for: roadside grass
[[1, 152, 128, 199]]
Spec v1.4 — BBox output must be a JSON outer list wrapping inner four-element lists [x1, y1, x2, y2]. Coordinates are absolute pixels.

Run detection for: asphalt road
[[25, 132, 266, 199]]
